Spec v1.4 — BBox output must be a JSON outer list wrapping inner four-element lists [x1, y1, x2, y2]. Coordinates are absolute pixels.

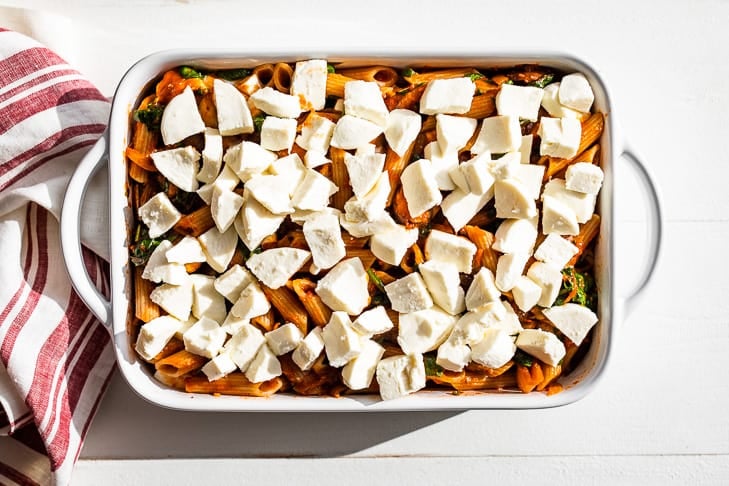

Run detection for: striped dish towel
[[0, 29, 114, 485]]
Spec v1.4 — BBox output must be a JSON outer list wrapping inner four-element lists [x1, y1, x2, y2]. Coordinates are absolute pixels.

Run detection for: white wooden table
[[2, 0, 728, 483]]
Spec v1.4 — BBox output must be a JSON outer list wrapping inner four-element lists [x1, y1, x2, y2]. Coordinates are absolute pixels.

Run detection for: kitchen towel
[[0, 28, 114, 486]]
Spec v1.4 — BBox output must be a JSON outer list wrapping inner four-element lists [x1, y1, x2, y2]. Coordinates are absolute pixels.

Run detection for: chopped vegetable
[[133, 104, 164, 130], [327, 63, 336, 74], [253, 115, 266, 132], [513, 350, 534, 368], [529, 73, 555, 89], [555, 267, 597, 310], [216, 68, 251, 80], [466, 72, 485, 81], [423, 355, 444, 377], [402, 67, 416, 78], [179, 66, 203, 79], [130, 226, 163, 266], [366, 268, 386, 294]]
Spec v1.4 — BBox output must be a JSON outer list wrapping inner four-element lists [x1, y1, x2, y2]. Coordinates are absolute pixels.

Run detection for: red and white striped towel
[[0, 29, 114, 486]]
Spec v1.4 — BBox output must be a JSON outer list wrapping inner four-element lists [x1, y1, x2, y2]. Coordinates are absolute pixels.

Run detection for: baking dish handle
[[620, 145, 663, 317], [61, 133, 112, 327]]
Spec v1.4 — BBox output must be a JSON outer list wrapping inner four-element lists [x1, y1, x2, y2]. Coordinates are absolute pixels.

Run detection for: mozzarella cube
[[198, 128, 223, 183], [418, 260, 466, 316], [201, 353, 238, 381], [495, 84, 544, 122], [138, 192, 181, 239], [237, 73, 262, 96], [543, 179, 596, 224], [436, 114, 477, 154], [495, 252, 529, 292], [160, 86, 205, 145], [291, 169, 339, 211], [342, 339, 385, 390], [565, 162, 604, 195], [538, 117, 582, 159], [458, 154, 495, 195], [485, 152, 520, 181], [174, 318, 196, 341], [542, 196, 580, 235], [339, 210, 396, 238], [440, 188, 493, 233], [291, 207, 341, 226], [183, 317, 226, 358], [424, 230, 477, 273], [260, 116, 297, 152], [231, 281, 271, 320], [296, 114, 335, 153], [515, 329, 566, 366], [234, 193, 285, 251], [345, 152, 385, 198], [424, 141, 459, 191], [471, 116, 521, 155], [224, 323, 266, 370], [369, 224, 419, 266], [510, 163, 545, 201], [527, 261, 563, 307], [303, 212, 346, 270], [269, 154, 307, 197], [543, 303, 598, 346], [351, 306, 394, 337], [291, 59, 327, 111], [499, 300, 524, 333], [190, 274, 227, 324], [210, 185, 244, 233], [142, 240, 188, 285], [470, 328, 516, 369], [541, 83, 584, 119], [344, 80, 389, 126], [397, 306, 456, 354], [135, 315, 182, 361], [151, 146, 201, 192], [559, 73, 594, 113], [166, 236, 206, 265], [197, 164, 239, 205], [315, 258, 370, 315], [214, 264, 254, 302], [214, 78, 254, 136], [465, 267, 501, 311], [250, 86, 302, 118], [304, 150, 331, 169], [150, 280, 193, 321], [292, 327, 325, 371], [534, 234, 579, 269], [245, 174, 294, 215], [519, 134, 533, 164], [376, 354, 426, 400], [450, 302, 507, 345], [265, 322, 303, 356], [245, 343, 282, 383], [342, 171, 390, 222], [246, 248, 311, 289], [492, 218, 538, 255], [197, 225, 238, 273], [400, 159, 442, 218], [385, 109, 421, 156], [511, 275, 542, 312], [436, 338, 472, 372], [330, 115, 384, 150], [322, 312, 362, 367], [220, 311, 249, 336], [419, 77, 475, 115], [494, 178, 538, 219], [223, 141, 277, 182], [384, 273, 433, 314], [355, 144, 376, 156]]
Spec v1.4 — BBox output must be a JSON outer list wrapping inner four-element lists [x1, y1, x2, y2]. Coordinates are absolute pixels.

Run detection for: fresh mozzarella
[[213, 264, 254, 303], [303, 150, 331, 169], [151, 146, 201, 192], [440, 188, 493, 233], [542, 179, 596, 224], [534, 234, 579, 269], [541, 83, 584, 119], [465, 267, 501, 311], [183, 316, 227, 359], [246, 248, 311, 289], [511, 275, 542, 312], [400, 159, 442, 218], [385, 109, 421, 156], [214, 78, 254, 135], [198, 128, 223, 183], [149, 280, 193, 321], [265, 322, 304, 356], [519, 134, 533, 164], [384, 273, 434, 314], [303, 212, 346, 270], [495, 252, 529, 292], [260, 116, 297, 152], [345, 152, 385, 198], [369, 224, 419, 266], [291, 169, 339, 211], [223, 141, 277, 182], [237, 73, 262, 96], [135, 315, 182, 361], [538, 117, 582, 159], [290, 207, 341, 226], [397, 306, 457, 354], [435, 114, 477, 154], [376, 354, 426, 401], [342, 338, 385, 390], [436, 338, 472, 372], [210, 184, 244, 233], [424, 141, 459, 191], [495, 84, 544, 122], [330, 115, 384, 150], [295, 114, 335, 153], [269, 154, 307, 197], [565, 162, 604, 195], [515, 329, 566, 366], [542, 303, 598, 346], [559, 73, 595, 112], [457, 154, 495, 195], [418, 260, 466, 315], [342, 171, 390, 223], [449, 301, 507, 345], [291, 59, 328, 111], [424, 230, 477, 273], [419, 77, 475, 115], [190, 274, 227, 324], [492, 217, 538, 255], [339, 210, 397, 238], [197, 164, 239, 205], [494, 178, 538, 219], [344, 80, 389, 126], [315, 258, 370, 315], [321, 312, 363, 367], [197, 225, 238, 273], [292, 327, 325, 371], [526, 261, 563, 307], [138, 192, 182, 239], [231, 280, 270, 320], [470, 328, 516, 369], [201, 353, 238, 381], [245, 174, 294, 215], [220, 312, 248, 336], [355, 144, 376, 156], [541, 195, 580, 235], [234, 192, 285, 251], [142, 240, 188, 285], [249, 86, 302, 118], [223, 323, 266, 371], [245, 343, 282, 383], [471, 115, 521, 155], [160, 86, 205, 145], [166, 235, 206, 265], [351, 306, 395, 337], [485, 151, 520, 181], [511, 164, 546, 201]]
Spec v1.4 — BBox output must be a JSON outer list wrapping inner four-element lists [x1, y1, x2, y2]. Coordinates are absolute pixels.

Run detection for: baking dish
[[60, 50, 662, 411]]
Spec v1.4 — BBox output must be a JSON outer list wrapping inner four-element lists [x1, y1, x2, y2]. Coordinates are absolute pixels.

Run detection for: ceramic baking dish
[[60, 50, 662, 411]]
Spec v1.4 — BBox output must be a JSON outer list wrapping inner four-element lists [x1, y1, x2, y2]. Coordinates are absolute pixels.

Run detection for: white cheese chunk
[[210, 185, 244, 233], [303, 212, 346, 270], [534, 234, 579, 269], [440, 188, 493, 233], [339, 210, 396, 238], [424, 141, 459, 191], [385, 109, 421, 156], [149, 280, 193, 321], [174, 318, 197, 343], [541, 83, 584, 119], [197, 164, 239, 205], [160, 86, 205, 145], [436, 114, 477, 154], [223, 323, 266, 370], [538, 117, 582, 159], [543, 179, 596, 224], [322, 312, 363, 367], [345, 152, 385, 198], [246, 248, 311, 289], [151, 146, 201, 192], [344, 80, 389, 126], [492, 217, 538, 255], [511, 163, 545, 200], [183, 316, 226, 359], [400, 159, 442, 218], [448, 165, 470, 194], [291, 207, 341, 226], [142, 240, 188, 285], [166, 235, 206, 265], [471, 115, 521, 155], [449, 301, 507, 345], [237, 73, 262, 96], [397, 306, 456, 354], [542, 195, 580, 236], [214, 78, 254, 136], [197, 225, 238, 273], [342, 171, 390, 223], [500, 300, 524, 333], [470, 328, 516, 369], [292, 327, 325, 371], [526, 261, 563, 307], [436, 338, 472, 372], [495, 84, 544, 122], [265, 322, 303, 356], [376, 354, 426, 401], [303, 150, 331, 169], [234, 192, 285, 251], [542, 303, 598, 346], [198, 128, 223, 183], [511, 275, 542, 312], [516, 329, 566, 366], [223, 141, 277, 182], [465, 267, 501, 311], [559, 73, 594, 113], [245, 343, 282, 383], [565, 162, 604, 195], [260, 116, 297, 152], [315, 258, 370, 315], [485, 151, 520, 181], [369, 224, 419, 266], [190, 274, 227, 324], [419, 77, 475, 115], [231, 280, 270, 320], [494, 178, 538, 219], [458, 154, 495, 195], [351, 306, 394, 337], [291, 59, 327, 111], [495, 252, 529, 292], [418, 260, 465, 316], [245, 174, 294, 215], [295, 114, 335, 153], [385, 273, 434, 314], [135, 315, 182, 361], [330, 115, 384, 150], [249, 86, 302, 118], [269, 154, 307, 197], [138, 192, 182, 239], [291, 169, 339, 211], [220, 312, 248, 336], [342, 338, 385, 390], [519, 134, 533, 164], [214, 264, 254, 302], [425, 229, 477, 273], [355, 144, 376, 156], [201, 353, 238, 381]]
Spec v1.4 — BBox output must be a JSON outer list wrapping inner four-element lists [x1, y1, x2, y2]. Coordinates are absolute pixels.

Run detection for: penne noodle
[[345, 247, 377, 269], [153, 370, 186, 390], [262, 285, 309, 334], [384, 145, 413, 204], [400, 243, 425, 274], [329, 147, 352, 211], [276, 230, 308, 250], [338, 66, 399, 87], [463, 225, 499, 274], [536, 364, 562, 391], [385, 84, 427, 111], [235, 73, 262, 96], [128, 159, 150, 183], [326, 73, 356, 98], [251, 309, 276, 333], [291, 278, 332, 327], [567, 214, 600, 266], [253, 63, 275, 87], [430, 369, 518, 391], [149, 337, 185, 364], [463, 94, 496, 119], [272, 62, 294, 93], [197, 93, 218, 128], [155, 350, 208, 378], [405, 67, 478, 84], [185, 373, 284, 397], [174, 206, 216, 236], [515, 362, 545, 393], [134, 266, 161, 323]]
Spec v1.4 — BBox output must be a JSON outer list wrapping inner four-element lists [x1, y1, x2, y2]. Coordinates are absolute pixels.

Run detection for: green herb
[[402, 67, 415, 78], [253, 115, 266, 132], [216, 68, 251, 81], [396, 87, 412, 95], [503, 79, 514, 85], [130, 227, 163, 266], [423, 355, 444, 377], [133, 104, 164, 130], [466, 72, 484, 81], [179, 66, 203, 79], [555, 267, 597, 311], [366, 268, 386, 294], [372, 293, 388, 306], [513, 350, 534, 368], [327, 63, 336, 74], [529, 73, 555, 89]]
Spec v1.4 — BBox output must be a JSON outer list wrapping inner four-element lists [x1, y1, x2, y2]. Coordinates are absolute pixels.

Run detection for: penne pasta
[[149, 337, 185, 363], [338, 66, 399, 87], [463, 94, 496, 119], [262, 285, 309, 334], [463, 225, 499, 274], [404, 67, 478, 84], [185, 373, 284, 396], [134, 266, 161, 323], [174, 206, 216, 236], [291, 278, 332, 327], [272, 62, 294, 93], [155, 350, 208, 378], [329, 147, 352, 211], [325, 73, 356, 98], [567, 214, 600, 266], [253, 63, 275, 87]]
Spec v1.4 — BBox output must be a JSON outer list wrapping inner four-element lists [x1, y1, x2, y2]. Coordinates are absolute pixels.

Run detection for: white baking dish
[[60, 50, 662, 411]]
